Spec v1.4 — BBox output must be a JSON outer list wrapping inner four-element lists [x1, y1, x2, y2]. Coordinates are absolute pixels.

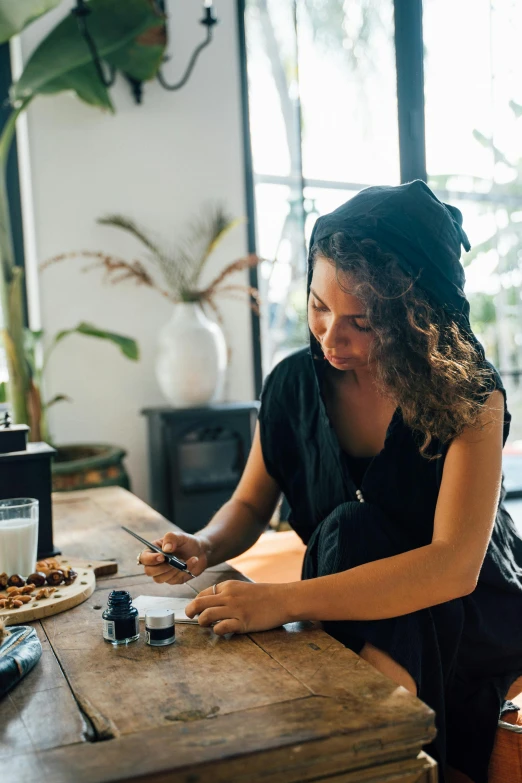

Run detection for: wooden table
[[1, 487, 437, 783]]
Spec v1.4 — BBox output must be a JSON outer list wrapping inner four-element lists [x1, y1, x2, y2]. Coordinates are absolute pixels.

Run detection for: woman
[[139, 181, 522, 783]]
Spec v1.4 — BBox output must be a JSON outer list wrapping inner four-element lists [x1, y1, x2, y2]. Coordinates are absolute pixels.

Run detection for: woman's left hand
[[184, 580, 292, 636]]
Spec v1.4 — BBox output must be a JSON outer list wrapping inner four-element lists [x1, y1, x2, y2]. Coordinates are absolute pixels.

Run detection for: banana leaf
[[53, 322, 139, 361], [12, 0, 166, 112], [0, 0, 62, 43]]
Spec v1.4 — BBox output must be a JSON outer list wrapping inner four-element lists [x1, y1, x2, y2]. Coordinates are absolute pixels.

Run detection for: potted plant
[[0, 0, 166, 435], [44, 204, 260, 406]]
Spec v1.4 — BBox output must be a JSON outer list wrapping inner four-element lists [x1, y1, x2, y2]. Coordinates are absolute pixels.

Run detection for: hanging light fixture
[[71, 0, 219, 104]]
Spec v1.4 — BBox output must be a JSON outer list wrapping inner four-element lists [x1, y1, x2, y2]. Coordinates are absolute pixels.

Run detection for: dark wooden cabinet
[[142, 402, 259, 533]]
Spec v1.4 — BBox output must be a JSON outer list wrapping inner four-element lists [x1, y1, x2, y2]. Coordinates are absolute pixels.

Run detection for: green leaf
[[12, 0, 166, 111], [0, 0, 62, 43], [509, 100, 522, 119], [0, 380, 7, 404], [44, 393, 72, 409], [54, 322, 139, 361]]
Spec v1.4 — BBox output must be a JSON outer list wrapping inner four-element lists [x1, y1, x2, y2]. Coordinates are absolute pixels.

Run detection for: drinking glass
[[0, 498, 39, 577]]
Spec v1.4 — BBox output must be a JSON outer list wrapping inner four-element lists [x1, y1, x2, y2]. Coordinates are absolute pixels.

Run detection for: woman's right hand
[[139, 531, 209, 585]]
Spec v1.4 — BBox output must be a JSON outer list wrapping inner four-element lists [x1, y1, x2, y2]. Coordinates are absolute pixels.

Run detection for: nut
[[35, 587, 56, 600], [11, 599, 23, 608], [21, 585, 35, 594], [17, 595, 32, 604], [0, 573, 7, 589], [36, 558, 61, 575]]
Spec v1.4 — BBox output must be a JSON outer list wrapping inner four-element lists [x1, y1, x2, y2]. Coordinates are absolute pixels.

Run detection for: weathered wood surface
[[0, 623, 85, 761], [0, 699, 435, 783], [0, 487, 437, 783], [51, 487, 245, 579]]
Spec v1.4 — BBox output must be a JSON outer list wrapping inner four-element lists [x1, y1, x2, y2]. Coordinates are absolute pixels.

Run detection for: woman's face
[[308, 255, 375, 371]]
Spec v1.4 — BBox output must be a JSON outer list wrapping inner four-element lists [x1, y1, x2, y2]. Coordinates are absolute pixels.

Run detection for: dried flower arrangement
[[41, 204, 261, 334]]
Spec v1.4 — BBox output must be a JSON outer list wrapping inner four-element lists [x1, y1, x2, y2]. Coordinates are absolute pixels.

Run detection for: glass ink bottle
[[145, 608, 175, 647], [102, 590, 140, 645]]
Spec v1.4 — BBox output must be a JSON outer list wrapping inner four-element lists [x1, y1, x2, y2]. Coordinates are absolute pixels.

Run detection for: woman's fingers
[[140, 544, 168, 567], [212, 619, 239, 636], [165, 572, 193, 585], [150, 567, 188, 584], [138, 533, 205, 585], [159, 532, 180, 553], [195, 606, 244, 635], [196, 606, 232, 626], [143, 563, 171, 578]]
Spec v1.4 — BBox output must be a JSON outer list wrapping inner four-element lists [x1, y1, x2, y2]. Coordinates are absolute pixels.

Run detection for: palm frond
[[199, 253, 260, 298], [184, 203, 244, 287], [97, 214, 164, 260], [155, 246, 193, 297]]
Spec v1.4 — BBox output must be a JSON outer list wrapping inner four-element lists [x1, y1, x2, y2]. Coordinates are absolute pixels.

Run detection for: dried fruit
[[7, 574, 25, 587], [27, 572, 46, 587], [46, 570, 64, 586], [63, 569, 78, 585]]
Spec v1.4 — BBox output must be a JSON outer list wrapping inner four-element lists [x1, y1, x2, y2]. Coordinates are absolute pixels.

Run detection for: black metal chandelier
[[71, 0, 219, 104]]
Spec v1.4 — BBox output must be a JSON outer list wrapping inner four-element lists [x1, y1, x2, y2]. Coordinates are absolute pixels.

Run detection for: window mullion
[[394, 0, 427, 183]]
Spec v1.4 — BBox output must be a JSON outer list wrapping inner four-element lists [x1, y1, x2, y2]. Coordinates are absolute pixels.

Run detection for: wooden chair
[[489, 675, 522, 782]]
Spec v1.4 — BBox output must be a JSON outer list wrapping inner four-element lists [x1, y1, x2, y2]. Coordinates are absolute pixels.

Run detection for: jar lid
[[145, 608, 175, 629]]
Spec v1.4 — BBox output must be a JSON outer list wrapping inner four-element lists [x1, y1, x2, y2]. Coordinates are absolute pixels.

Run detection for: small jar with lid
[[145, 608, 175, 646], [102, 590, 140, 645]]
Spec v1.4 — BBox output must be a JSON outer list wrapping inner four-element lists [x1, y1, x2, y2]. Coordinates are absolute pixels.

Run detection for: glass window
[[245, 0, 521, 489], [245, 0, 399, 373], [298, 0, 399, 185], [424, 0, 522, 456]]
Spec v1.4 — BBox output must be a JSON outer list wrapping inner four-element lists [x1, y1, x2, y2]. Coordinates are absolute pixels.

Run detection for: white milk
[[0, 517, 38, 577]]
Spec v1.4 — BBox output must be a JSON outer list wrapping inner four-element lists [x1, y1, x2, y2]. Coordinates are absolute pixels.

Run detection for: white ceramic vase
[[155, 301, 227, 407]]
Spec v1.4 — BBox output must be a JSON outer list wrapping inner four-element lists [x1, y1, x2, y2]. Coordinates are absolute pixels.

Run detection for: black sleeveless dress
[[258, 346, 522, 783]]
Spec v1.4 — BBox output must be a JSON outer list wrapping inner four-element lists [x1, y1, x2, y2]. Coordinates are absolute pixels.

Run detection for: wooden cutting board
[[0, 557, 118, 626]]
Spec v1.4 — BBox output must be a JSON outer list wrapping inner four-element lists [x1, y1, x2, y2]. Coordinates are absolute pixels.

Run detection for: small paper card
[[132, 595, 198, 623]]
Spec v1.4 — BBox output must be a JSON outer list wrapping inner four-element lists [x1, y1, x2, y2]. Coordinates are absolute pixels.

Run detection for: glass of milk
[[0, 498, 39, 577]]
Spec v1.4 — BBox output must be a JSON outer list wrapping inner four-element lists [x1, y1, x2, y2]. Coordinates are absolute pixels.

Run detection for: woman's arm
[[194, 422, 282, 567], [284, 389, 505, 623]]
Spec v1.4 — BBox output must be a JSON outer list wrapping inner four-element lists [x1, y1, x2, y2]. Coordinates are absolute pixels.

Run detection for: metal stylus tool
[[122, 525, 197, 578]]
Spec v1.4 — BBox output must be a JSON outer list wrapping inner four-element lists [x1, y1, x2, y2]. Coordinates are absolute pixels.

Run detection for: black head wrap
[[307, 179, 486, 362], [306, 179, 511, 446]]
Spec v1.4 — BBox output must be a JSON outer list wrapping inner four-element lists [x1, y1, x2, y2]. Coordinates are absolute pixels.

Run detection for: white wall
[[19, 1, 254, 501]]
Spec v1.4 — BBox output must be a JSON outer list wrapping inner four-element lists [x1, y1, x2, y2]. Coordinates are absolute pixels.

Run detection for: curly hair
[[311, 232, 495, 458]]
